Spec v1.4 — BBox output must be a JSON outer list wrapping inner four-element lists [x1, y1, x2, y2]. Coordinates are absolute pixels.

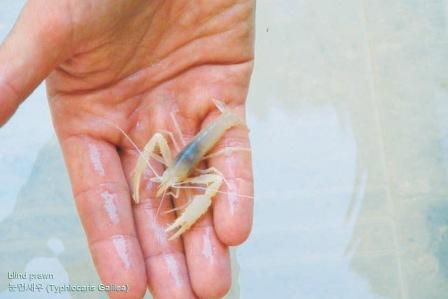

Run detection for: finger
[[0, 0, 71, 126], [60, 135, 146, 299], [121, 148, 196, 299], [181, 211, 232, 299], [166, 110, 232, 298], [207, 105, 254, 245]]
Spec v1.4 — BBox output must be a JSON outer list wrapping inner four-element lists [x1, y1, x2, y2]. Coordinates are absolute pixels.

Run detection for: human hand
[[0, 1, 254, 298]]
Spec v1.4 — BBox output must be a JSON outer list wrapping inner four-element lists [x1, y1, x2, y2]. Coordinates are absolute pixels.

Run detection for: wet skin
[[0, 1, 254, 299]]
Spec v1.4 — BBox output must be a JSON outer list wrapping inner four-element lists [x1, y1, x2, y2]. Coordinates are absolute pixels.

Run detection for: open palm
[[0, 1, 254, 298]]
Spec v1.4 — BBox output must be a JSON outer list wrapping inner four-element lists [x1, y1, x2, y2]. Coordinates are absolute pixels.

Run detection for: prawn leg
[[166, 174, 223, 240], [202, 146, 251, 160], [132, 133, 172, 203], [170, 110, 187, 147], [159, 129, 181, 153], [194, 166, 233, 189]]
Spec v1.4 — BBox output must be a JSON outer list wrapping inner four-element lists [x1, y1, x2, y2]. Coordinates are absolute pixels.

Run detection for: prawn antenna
[[212, 98, 228, 113], [156, 188, 168, 218], [98, 117, 162, 179]]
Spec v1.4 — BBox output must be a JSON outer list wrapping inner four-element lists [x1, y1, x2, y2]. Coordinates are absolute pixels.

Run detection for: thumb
[[0, 1, 72, 126]]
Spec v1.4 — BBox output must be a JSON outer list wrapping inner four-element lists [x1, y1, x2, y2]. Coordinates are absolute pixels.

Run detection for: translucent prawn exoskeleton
[[132, 99, 251, 239]]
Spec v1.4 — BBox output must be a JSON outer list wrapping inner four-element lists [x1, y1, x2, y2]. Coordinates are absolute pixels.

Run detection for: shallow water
[[2, 0, 448, 298]]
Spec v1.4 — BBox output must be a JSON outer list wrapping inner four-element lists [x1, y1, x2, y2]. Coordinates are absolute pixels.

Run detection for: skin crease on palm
[[0, 1, 255, 299]]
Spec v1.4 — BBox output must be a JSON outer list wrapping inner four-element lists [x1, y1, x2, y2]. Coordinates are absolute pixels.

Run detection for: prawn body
[[132, 100, 247, 240], [156, 111, 242, 197]]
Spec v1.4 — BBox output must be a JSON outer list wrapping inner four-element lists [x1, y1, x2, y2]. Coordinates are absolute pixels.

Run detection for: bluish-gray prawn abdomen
[[172, 112, 239, 177], [174, 140, 203, 172]]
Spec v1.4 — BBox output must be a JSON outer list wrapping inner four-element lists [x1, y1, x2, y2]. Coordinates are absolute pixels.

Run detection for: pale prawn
[[132, 99, 251, 240]]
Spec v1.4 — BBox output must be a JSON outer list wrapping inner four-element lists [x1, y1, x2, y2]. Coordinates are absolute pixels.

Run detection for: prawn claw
[[165, 194, 212, 240]]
